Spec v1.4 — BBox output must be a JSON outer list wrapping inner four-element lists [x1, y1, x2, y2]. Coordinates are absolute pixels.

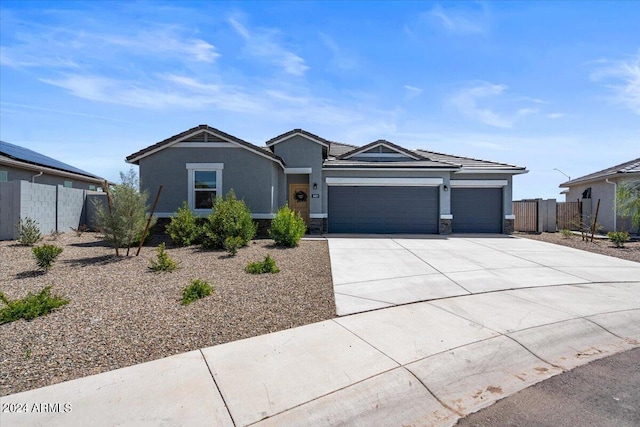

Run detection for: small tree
[[95, 169, 155, 256], [201, 190, 256, 249], [617, 180, 640, 234]]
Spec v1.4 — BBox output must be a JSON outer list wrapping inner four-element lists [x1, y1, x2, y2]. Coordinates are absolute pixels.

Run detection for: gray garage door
[[451, 188, 502, 233], [328, 186, 439, 233]]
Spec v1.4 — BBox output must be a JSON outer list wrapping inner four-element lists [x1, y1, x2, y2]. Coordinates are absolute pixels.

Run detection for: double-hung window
[[186, 163, 223, 212]]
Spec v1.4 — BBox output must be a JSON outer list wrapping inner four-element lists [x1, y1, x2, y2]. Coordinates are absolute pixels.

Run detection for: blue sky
[[1, 1, 638, 200]]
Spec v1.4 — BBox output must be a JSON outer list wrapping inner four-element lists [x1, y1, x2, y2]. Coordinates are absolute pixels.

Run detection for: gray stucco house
[[560, 158, 640, 233], [126, 125, 527, 234]]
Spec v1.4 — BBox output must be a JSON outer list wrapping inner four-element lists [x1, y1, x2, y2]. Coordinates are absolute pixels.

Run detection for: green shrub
[[31, 244, 63, 271], [166, 201, 202, 246], [149, 242, 179, 272], [560, 229, 573, 238], [201, 190, 256, 250], [245, 254, 280, 274], [269, 204, 306, 247], [0, 286, 69, 324], [16, 217, 42, 246], [607, 231, 630, 248], [181, 279, 213, 305], [224, 236, 244, 256]]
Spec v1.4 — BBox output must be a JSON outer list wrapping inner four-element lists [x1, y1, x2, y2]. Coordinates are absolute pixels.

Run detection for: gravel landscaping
[[517, 232, 640, 263], [0, 233, 335, 396]]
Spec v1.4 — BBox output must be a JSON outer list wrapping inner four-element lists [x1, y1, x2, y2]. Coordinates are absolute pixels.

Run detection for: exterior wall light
[[313, 183, 318, 190], [443, 185, 448, 191]]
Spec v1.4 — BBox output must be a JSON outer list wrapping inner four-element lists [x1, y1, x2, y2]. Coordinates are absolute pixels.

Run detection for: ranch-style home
[[126, 125, 527, 234]]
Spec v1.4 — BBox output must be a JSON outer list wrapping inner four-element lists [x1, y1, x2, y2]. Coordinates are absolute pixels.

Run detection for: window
[[64, 181, 73, 188], [186, 163, 223, 211], [0, 171, 7, 182], [89, 185, 97, 191]]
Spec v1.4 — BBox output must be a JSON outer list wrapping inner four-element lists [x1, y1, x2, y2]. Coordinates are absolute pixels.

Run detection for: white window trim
[[284, 168, 312, 174], [325, 177, 443, 186], [186, 163, 224, 212]]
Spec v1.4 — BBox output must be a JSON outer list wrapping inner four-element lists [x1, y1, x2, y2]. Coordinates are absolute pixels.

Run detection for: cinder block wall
[[57, 185, 86, 232], [19, 181, 57, 235], [0, 181, 21, 240]]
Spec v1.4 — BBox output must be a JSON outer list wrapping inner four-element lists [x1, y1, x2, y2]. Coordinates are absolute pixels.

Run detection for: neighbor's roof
[[559, 157, 640, 187], [126, 125, 285, 167], [0, 140, 104, 180], [266, 129, 334, 147]]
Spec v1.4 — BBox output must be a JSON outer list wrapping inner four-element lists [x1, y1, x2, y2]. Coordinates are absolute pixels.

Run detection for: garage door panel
[[451, 188, 502, 233], [328, 186, 438, 233]]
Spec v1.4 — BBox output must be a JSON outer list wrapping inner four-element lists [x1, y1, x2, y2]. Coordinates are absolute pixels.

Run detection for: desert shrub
[[607, 231, 630, 248], [32, 244, 63, 271], [94, 168, 155, 256], [201, 190, 256, 250], [149, 243, 179, 272], [224, 236, 244, 256], [245, 254, 280, 274], [181, 279, 213, 305], [16, 217, 42, 246], [269, 204, 306, 247], [166, 201, 202, 246], [0, 286, 69, 324], [560, 229, 572, 238], [617, 180, 640, 234]]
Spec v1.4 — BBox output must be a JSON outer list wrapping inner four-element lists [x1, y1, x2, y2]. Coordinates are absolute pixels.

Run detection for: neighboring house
[[126, 125, 527, 234], [0, 140, 105, 189], [0, 141, 106, 240], [560, 158, 640, 233]]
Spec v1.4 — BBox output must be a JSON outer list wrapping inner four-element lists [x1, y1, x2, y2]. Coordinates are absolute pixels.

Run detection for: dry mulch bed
[[516, 232, 640, 263], [0, 234, 335, 396]]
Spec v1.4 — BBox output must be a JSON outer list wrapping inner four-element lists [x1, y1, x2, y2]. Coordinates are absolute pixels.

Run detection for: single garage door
[[328, 186, 439, 233], [451, 188, 502, 233]]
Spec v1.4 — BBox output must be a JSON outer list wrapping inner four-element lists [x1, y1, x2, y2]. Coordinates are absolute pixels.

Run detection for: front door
[[289, 183, 310, 225]]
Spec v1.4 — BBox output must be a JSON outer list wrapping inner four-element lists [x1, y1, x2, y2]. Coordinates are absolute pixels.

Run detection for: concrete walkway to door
[[328, 235, 640, 315]]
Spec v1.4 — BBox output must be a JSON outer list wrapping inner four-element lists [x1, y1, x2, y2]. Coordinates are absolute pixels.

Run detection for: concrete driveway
[[328, 235, 640, 315]]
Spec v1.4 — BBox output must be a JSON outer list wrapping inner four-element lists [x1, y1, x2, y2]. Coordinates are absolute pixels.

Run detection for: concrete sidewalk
[[328, 235, 640, 315], [2, 282, 639, 426]]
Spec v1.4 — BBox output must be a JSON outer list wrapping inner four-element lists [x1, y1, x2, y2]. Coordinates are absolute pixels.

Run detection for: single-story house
[[0, 140, 105, 190], [560, 157, 640, 233], [126, 125, 527, 234]]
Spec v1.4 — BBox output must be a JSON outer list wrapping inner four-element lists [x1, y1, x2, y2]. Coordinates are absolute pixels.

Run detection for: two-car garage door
[[328, 185, 504, 234], [328, 186, 439, 233]]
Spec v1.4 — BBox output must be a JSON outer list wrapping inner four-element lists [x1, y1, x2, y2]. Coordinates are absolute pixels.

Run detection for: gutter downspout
[[606, 178, 617, 231], [31, 171, 43, 183]]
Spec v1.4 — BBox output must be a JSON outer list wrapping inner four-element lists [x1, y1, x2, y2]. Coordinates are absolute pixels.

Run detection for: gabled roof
[[337, 140, 427, 161], [559, 157, 640, 187], [126, 125, 285, 167], [328, 141, 358, 158], [0, 140, 104, 181], [416, 149, 526, 172], [266, 129, 333, 148]]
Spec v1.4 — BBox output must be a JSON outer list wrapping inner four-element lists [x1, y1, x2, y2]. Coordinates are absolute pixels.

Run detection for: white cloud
[[228, 16, 309, 76], [427, 5, 487, 35], [404, 85, 423, 99], [450, 83, 513, 128], [449, 83, 544, 128], [547, 113, 565, 119], [319, 32, 359, 71], [591, 52, 640, 114]]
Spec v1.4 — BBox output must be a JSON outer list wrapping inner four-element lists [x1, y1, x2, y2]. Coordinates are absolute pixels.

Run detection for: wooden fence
[[513, 199, 582, 232], [557, 201, 581, 230], [513, 201, 538, 232]]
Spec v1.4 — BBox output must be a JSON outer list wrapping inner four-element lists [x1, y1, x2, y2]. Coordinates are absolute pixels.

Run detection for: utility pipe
[[606, 178, 617, 231], [31, 171, 43, 183]]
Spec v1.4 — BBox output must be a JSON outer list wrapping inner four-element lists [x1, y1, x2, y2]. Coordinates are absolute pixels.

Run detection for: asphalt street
[[456, 347, 640, 427]]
